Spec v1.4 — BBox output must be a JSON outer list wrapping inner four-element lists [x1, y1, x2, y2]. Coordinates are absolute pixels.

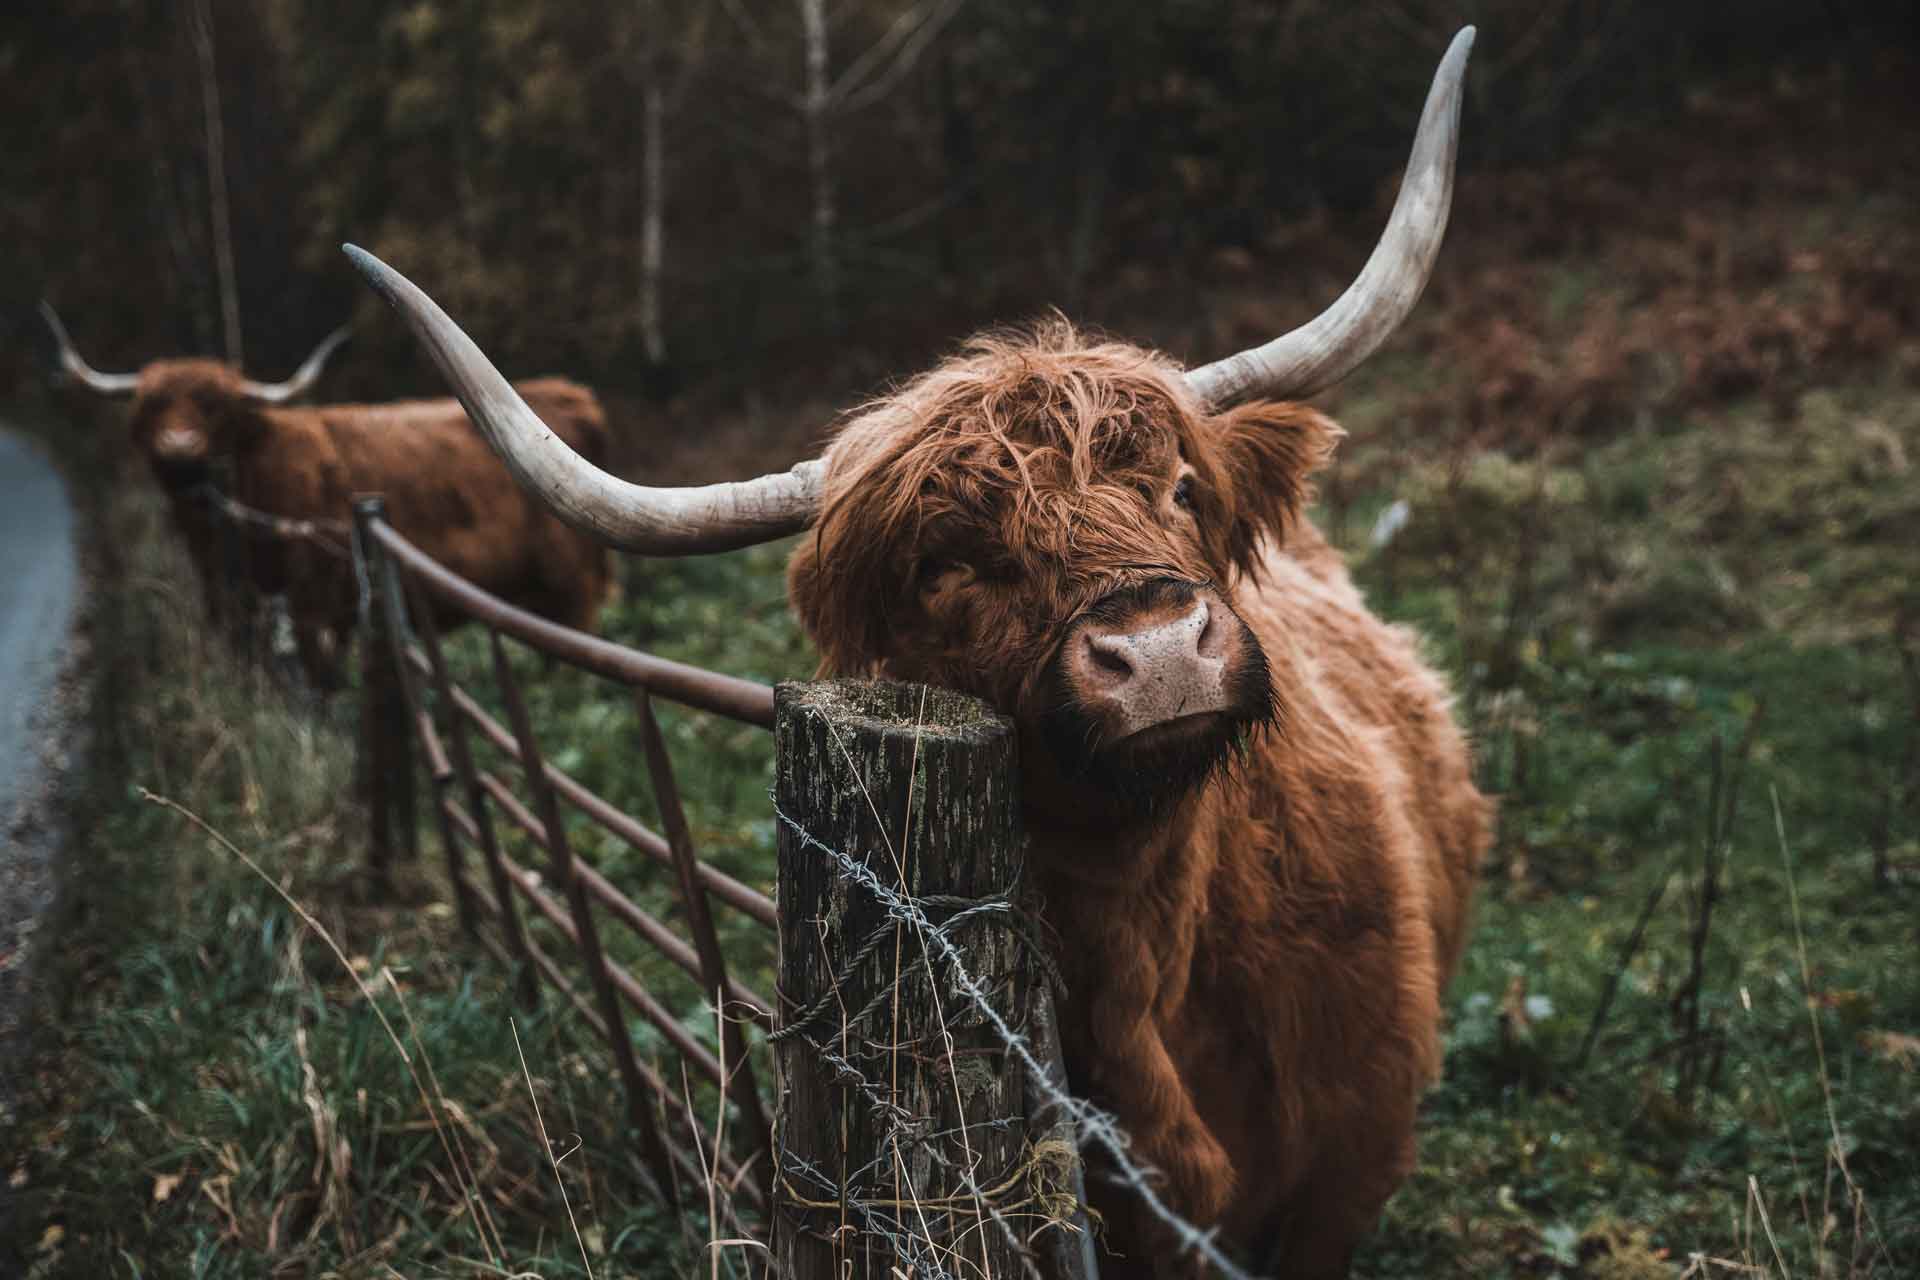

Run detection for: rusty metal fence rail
[[191, 483, 1107, 1278], [347, 495, 778, 1216], [191, 480, 783, 1220]]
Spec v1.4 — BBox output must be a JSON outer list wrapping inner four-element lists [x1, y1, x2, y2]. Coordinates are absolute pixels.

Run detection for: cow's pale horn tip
[[343, 244, 410, 306], [342, 244, 393, 296]]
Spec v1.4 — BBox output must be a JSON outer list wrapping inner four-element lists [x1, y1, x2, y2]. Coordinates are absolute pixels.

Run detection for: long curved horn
[[1184, 26, 1474, 406], [240, 325, 353, 403], [38, 301, 141, 395], [344, 245, 822, 554]]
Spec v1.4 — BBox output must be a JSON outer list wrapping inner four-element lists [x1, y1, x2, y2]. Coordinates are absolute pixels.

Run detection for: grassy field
[[8, 357, 1916, 1278], [6, 70, 1919, 1280]]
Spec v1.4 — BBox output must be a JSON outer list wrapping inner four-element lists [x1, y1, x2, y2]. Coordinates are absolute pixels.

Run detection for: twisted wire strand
[[191, 482, 353, 559], [772, 797, 1263, 1280], [776, 952, 1049, 1280], [771, 891, 1058, 1050]]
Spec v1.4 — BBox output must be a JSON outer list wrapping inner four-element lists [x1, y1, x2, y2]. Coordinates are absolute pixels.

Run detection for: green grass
[[1359, 634, 1919, 1277], [0, 455, 697, 1278], [1326, 345, 1920, 1276]]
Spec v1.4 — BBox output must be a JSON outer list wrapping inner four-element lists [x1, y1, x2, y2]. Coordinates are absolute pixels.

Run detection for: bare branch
[[715, 0, 766, 55], [186, 0, 243, 366], [829, 0, 967, 112]]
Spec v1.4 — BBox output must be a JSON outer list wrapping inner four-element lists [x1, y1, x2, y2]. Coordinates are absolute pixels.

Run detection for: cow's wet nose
[[1071, 595, 1231, 735], [157, 426, 207, 461]]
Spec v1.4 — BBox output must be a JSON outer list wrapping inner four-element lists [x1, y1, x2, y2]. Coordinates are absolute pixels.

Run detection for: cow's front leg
[[286, 575, 351, 693], [290, 609, 345, 692], [1256, 1105, 1419, 1280], [1084, 945, 1235, 1226]]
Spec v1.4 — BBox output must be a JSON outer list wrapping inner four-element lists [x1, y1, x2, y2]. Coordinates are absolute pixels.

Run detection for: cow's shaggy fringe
[[771, 795, 1263, 1280], [793, 317, 1331, 696]]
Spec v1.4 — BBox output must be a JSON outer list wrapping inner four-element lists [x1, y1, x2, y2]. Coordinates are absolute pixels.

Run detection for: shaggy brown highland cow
[[351, 28, 1487, 1278], [787, 324, 1489, 1276], [41, 307, 613, 687]]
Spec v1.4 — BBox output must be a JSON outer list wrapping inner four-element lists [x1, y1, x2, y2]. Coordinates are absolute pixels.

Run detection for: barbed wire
[[190, 478, 1257, 1278], [771, 797, 1265, 1280], [768, 862, 1064, 1280], [770, 891, 1059, 1054], [190, 482, 353, 560]]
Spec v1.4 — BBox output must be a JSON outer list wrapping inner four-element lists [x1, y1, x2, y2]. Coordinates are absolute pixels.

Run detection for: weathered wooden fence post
[[351, 496, 417, 887], [773, 679, 1088, 1279], [367, 524, 476, 930]]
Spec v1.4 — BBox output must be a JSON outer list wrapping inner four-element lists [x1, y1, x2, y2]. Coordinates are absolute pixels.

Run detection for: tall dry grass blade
[[678, 1027, 766, 1280], [555, 1055, 604, 1260], [1746, 1176, 1790, 1279], [140, 788, 409, 1057], [510, 1016, 595, 1280], [384, 966, 507, 1265], [1769, 787, 1894, 1276], [1734, 983, 1817, 1254], [707, 994, 727, 1280]]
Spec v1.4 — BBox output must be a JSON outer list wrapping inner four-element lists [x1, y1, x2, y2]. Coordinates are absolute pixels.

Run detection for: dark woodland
[[3, 3, 1905, 410]]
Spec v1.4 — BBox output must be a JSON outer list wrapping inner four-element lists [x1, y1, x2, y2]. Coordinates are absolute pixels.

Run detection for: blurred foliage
[[3, 0, 1911, 409]]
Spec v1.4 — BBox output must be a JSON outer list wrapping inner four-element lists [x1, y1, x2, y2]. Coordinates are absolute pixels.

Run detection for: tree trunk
[[188, 0, 243, 366], [798, 0, 840, 332], [122, 15, 207, 356], [639, 74, 669, 368]]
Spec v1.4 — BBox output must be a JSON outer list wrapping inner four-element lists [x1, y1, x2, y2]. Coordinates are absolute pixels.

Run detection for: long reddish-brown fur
[[123, 361, 613, 685], [788, 321, 1490, 1277]]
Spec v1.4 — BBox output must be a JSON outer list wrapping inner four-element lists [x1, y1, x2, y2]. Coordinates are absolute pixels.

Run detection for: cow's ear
[[785, 536, 836, 663], [786, 523, 886, 674], [1209, 400, 1342, 575]]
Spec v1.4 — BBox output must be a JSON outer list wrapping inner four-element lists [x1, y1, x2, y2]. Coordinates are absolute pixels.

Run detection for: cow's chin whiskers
[[1032, 619, 1277, 821], [1039, 700, 1278, 822]]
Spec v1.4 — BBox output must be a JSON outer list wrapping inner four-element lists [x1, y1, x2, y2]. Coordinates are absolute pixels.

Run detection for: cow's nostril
[[1085, 633, 1134, 683], [1194, 600, 1225, 659]]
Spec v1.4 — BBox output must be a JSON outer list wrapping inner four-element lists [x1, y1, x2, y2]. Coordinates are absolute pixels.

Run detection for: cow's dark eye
[[1173, 475, 1197, 511], [915, 557, 958, 593]]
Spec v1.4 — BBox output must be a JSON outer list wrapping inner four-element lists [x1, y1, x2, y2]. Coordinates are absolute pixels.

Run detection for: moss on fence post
[[773, 679, 1079, 1278]]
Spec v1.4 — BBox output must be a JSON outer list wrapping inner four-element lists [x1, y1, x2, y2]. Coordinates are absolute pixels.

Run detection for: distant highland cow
[[42, 305, 613, 687], [355, 30, 1488, 1279]]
